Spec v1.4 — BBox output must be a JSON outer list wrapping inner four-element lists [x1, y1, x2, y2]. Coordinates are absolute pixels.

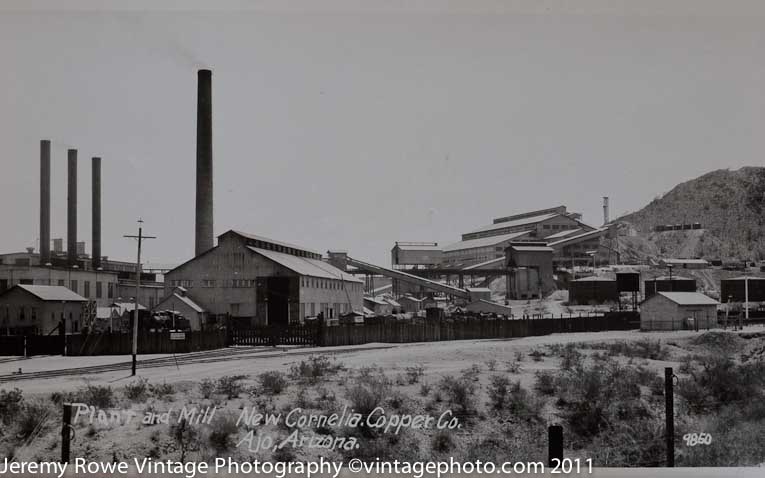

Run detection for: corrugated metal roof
[[467, 212, 560, 235], [547, 228, 607, 248], [661, 258, 709, 265], [727, 276, 765, 281], [393, 244, 441, 251], [247, 246, 362, 283], [13, 285, 87, 302], [511, 245, 554, 252], [544, 228, 582, 240], [656, 292, 719, 306], [444, 231, 529, 252], [573, 276, 616, 282], [230, 230, 321, 256]]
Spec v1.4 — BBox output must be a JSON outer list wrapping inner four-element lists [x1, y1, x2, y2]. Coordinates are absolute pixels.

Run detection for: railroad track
[[0, 344, 394, 383]]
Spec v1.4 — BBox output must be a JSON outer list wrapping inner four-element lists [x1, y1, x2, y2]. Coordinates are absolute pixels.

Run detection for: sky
[[1, 0, 764, 267]]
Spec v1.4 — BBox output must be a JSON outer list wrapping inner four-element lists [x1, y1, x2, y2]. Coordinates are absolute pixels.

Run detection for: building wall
[[299, 277, 363, 319], [154, 295, 205, 331], [116, 281, 165, 310], [0, 289, 85, 334], [0, 265, 119, 307], [569, 280, 619, 305], [640, 296, 717, 331], [391, 247, 443, 266]]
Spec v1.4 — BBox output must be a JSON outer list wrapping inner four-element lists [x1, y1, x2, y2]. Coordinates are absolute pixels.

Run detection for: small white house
[[640, 292, 719, 331]]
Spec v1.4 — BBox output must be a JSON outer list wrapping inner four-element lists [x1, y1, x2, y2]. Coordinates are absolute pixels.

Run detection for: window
[[70, 280, 77, 293], [84, 281, 90, 298], [310, 303, 315, 316], [58, 279, 65, 287], [96, 282, 102, 299], [108, 282, 114, 299]]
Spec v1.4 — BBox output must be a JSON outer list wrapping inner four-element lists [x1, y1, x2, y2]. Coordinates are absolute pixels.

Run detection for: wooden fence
[[318, 312, 639, 347]]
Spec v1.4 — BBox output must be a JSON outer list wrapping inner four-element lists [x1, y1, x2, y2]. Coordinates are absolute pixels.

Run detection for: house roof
[[247, 247, 362, 283], [109, 302, 147, 314], [9, 285, 87, 302], [444, 231, 529, 252], [655, 292, 719, 306]]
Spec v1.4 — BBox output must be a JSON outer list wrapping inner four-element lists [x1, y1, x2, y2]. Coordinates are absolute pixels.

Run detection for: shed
[[466, 287, 492, 302], [154, 287, 207, 331], [0, 284, 87, 335], [397, 295, 424, 314], [568, 276, 619, 305], [640, 292, 719, 331]]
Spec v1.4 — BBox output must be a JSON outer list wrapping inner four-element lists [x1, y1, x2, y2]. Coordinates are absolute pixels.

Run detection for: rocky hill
[[616, 167, 765, 262]]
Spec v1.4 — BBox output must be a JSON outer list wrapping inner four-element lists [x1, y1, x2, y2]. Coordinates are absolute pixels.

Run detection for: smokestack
[[92, 157, 102, 269], [67, 149, 77, 265], [40, 140, 51, 264], [195, 69, 214, 256], [603, 196, 610, 225]]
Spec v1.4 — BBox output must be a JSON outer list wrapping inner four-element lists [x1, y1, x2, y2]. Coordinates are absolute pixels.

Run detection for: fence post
[[548, 424, 563, 467], [665, 367, 674, 467], [61, 403, 72, 463]]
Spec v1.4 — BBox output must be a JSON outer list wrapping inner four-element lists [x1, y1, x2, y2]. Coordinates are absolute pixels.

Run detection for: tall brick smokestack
[[92, 157, 102, 269], [195, 69, 214, 256], [67, 149, 78, 265], [40, 140, 51, 264]]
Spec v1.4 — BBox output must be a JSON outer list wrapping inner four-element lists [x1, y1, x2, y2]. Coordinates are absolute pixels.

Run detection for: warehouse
[[153, 287, 206, 331], [391, 243, 443, 268], [164, 230, 363, 327], [442, 231, 530, 267], [640, 292, 718, 331], [0, 284, 87, 335], [461, 206, 585, 241]]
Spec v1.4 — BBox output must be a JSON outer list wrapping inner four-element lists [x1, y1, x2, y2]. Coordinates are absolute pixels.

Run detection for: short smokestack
[[195, 69, 214, 256], [92, 157, 102, 269], [67, 149, 77, 265], [40, 140, 51, 264], [603, 196, 610, 225]]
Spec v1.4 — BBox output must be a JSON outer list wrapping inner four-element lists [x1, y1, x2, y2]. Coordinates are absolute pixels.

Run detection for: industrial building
[[720, 276, 765, 303], [154, 287, 206, 331], [640, 292, 718, 331], [644, 276, 697, 299], [164, 230, 363, 327], [659, 258, 710, 269], [391, 242, 443, 269], [442, 206, 609, 267], [568, 276, 619, 305], [0, 285, 87, 335], [506, 244, 555, 299]]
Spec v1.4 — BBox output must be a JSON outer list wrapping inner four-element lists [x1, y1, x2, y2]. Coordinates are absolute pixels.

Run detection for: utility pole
[[124, 219, 156, 376]]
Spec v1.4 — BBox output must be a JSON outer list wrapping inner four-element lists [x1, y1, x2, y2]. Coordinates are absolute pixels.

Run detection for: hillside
[[616, 167, 765, 262]]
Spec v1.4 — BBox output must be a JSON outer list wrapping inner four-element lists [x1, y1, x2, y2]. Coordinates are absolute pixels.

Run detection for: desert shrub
[[207, 414, 238, 453], [419, 382, 432, 397], [199, 378, 215, 399], [588, 417, 666, 466], [677, 357, 765, 414], [690, 331, 744, 356], [460, 364, 481, 382], [559, 344, 584, 370], [80, 384, 114, 408], [289, 355, 344, 383], [346, 372, 391, 437], [170, 418, 199, 461], [599, 339, 670, 361], [123, 378, 149, 401], [272, 443, 296, 462], [485, 359, 498, 371], [514, 351, 525, 362], [0, 388, 24, 425], [529, 349, 546, 362], [404, 365, 425, 384], [534, 371, 557, 396], [15, 400, 51, 442], [258, 371, 287, 395], [149, 382, 175, 399], [431, 429, 454, 453], [438, 375, 476, 418], [487, 375, 511, 410], [506, 360, 522, 373], [215, 375, 246, 399]]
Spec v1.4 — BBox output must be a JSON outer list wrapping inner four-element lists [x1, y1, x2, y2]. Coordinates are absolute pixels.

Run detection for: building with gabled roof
[[640, 291, 719, 331], [0, 284, 87, 335], [164, 230, 363, 326], [154, 287, 207, 331]]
